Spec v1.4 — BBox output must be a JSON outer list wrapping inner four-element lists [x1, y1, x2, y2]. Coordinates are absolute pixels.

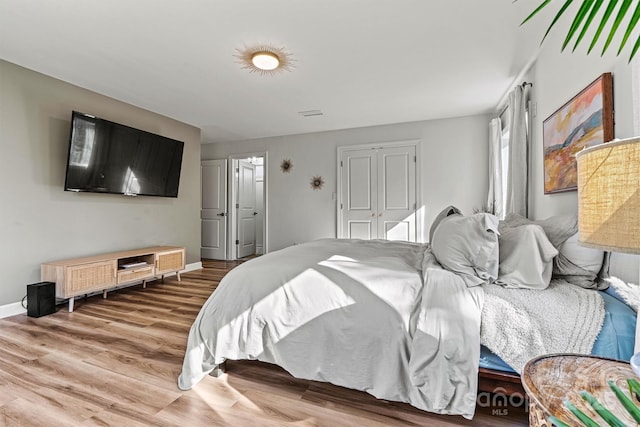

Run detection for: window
[[498, 109, 510, 219]]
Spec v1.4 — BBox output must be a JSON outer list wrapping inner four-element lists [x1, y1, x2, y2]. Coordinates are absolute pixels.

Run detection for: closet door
[[338, 144, 416, 241], [377, 145, 416, 241], [340, 148, 377, 240]]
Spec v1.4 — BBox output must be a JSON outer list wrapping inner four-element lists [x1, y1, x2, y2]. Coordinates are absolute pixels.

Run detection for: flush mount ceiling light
[[252, 52, 279, 70], [235, 44, 294, 76]]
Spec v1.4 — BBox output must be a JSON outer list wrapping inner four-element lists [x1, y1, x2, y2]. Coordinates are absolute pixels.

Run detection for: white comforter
[[178, 239, 483, 419]]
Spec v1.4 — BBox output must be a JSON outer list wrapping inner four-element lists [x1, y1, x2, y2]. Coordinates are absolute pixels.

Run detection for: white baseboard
[[0, 261, 203, 319], [0, 301, 26, 319], [184, 261, 203, 273]]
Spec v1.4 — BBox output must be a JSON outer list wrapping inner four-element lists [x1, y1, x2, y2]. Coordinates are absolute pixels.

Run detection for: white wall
[[202, 114, 490, 252], [255, 172, 265, 254], [527, 32, 639, 284], [0, 60, 201, 306]]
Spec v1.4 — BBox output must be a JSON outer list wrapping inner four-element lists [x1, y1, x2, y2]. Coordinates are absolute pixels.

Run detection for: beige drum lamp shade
[[576, 136, 640, 254]]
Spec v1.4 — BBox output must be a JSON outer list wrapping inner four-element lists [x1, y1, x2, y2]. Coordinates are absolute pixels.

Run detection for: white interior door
[[378, 145, 416, 241], [237, 160, 256, 258], [201, 159, 227, 259], [340, 148, 377, 239]]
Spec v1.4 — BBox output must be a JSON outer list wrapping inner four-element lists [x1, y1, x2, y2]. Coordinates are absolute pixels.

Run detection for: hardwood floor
[[0, 260, 528, 426]]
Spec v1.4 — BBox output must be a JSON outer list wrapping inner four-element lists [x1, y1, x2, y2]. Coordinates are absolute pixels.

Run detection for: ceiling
[[0, 1, 545, 144]]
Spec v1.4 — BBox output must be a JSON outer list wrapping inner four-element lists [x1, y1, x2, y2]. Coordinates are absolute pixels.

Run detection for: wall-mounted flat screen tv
[[64, 111, 184, 197]]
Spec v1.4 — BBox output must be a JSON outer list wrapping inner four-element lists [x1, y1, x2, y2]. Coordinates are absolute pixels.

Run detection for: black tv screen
[[64, 111, 184, 197]]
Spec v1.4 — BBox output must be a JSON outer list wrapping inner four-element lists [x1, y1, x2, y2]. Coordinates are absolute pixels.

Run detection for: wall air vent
[[298, 110, 324, 117]]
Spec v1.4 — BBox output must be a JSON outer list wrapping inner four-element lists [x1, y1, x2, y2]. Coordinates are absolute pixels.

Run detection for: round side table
[[521, 354, 637, 427]]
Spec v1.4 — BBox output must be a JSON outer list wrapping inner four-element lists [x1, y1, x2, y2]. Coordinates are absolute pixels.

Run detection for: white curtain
[[505, 85, 529, 217], [487, 117, 504, 218], [633, 54, 640, 135]]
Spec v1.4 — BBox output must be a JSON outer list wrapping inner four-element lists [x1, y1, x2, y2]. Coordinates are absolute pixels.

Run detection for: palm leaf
[[573, 0, 605, 51], [547, 415, 572, 427], [608, 380, 640, 423], [630, 33, 640, 60], [588, 0, 620, 53], [518, 0, 639, 60], [521, 0, 554, 25], [617, 0, 640, 54], [581, 390, 627, 427], [563, 0, 597, 50], [573, 0, 606, 50], [601, 0, 633, 55], [542, 0, 576, 43], [564, 400, 600, 427]]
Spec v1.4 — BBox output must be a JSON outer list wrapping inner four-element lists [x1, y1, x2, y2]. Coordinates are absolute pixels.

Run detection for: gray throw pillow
[[431, 212, 500, 287]]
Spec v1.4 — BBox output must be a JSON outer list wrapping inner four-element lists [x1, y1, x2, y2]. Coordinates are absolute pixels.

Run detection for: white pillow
[[429, 205, 461, 243], [496, 224, 558, 289], [500, 214, 609, 289], [558, 233, 604, 274], [431, 213, 500, 287], [500, 213, 577, 247]]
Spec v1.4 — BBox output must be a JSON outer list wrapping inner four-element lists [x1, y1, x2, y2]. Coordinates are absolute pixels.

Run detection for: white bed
[[178, 238, 483, 419]]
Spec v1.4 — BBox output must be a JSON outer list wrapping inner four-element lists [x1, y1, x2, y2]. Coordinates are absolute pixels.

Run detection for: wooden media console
[[41, 246, 185, 312]]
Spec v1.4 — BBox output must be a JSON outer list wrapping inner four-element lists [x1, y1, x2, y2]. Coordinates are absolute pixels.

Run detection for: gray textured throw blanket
[[480, 279, 604, 373]]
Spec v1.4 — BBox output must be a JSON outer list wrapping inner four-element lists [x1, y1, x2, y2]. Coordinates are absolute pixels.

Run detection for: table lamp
[[576, 136, 640, 359]]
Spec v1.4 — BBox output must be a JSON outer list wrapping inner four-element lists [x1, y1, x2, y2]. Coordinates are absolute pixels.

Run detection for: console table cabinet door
[[156, 249, 185, 275], [66, 260, 117, 296]]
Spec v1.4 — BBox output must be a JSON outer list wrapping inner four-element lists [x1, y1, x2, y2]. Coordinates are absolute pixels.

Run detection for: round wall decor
[[280, 159, 293, 173], [310, 175, 325, 191]]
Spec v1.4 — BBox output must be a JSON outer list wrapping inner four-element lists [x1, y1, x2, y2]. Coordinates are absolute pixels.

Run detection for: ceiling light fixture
[[235, 44, 294, 76], [251, 52, 279, 71]]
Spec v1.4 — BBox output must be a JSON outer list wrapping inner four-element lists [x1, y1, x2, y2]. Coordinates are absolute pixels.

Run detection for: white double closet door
[[338, 143, 417, 242]]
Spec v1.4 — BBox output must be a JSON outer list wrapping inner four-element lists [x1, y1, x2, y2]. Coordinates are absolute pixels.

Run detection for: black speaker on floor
[[27, 281, 56, 318]]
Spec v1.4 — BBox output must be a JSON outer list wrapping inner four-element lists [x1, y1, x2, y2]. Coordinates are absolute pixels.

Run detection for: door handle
[[253, 212, 258, 216], [217, 212, 227, 217]]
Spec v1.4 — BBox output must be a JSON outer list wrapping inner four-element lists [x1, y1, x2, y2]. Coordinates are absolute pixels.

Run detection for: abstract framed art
[[543, 73, 614, 194]]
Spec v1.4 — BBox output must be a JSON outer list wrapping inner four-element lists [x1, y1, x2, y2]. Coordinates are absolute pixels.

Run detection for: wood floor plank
[[0, 375, 104, 421], [0, 260, 528, 426], [153, 392, 235, 426], [0, 397, 89, 426], [0, 332, 49, 360], [239, 387, 403, 427], [37, 352, 181, 415], [82, 349, 180, 390], [82, 404, 178, 427], [0, 385, 18, 406]]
